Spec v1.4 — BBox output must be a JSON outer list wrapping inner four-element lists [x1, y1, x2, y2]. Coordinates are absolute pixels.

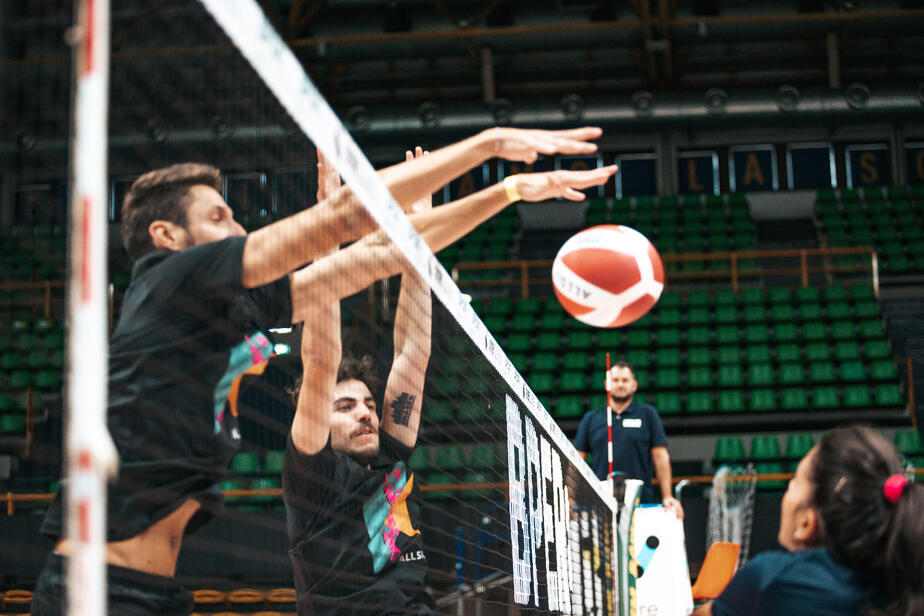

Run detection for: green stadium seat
[[687, 326, 711, 345], [516, 298, 542, 314], [770, 305, 796, 323], [563, 352, 588, 371], [795, 287, 821, 303], [658, 293, 682, 309], [484, 298, 513, 316], [799, 303, 824, 321], [858, 319, 886, 339], [825, 301, 850, 319], [566, 331, 592, 349], [505, 333, 531, 353], [895, 430, 923, 456], [778, 363, 804, 385], [786, 433, 815, 461], [624, 349, 651, 368], [770, 323, 798, 343], [831, 321, 856, 340], [718, 364, 745, 387], [262, 450, 285, 475], [408, 447, 431, 471], [717, 390, 745, 413], [849, 285, 876, 301], [686, 307, 710, 325], [821, 286, 848, 302], [657, 328, 682, 346], [838, 360, 865, 381], [716, 345, 740, 364], [556, 396, 585, 419], [750, 435, 781, 459], [714, 289, 736, 305], [508, 353, 528, 373], [745, 345, 772, 363], [530, 372, 555, 394], [530, 353, 555, 371], [808, 361, 837, 382], [869, 359, 898, 381], [654, 392, 682, 415], [687, 347, 711, 366], [833, 341, 861, 361], [767, 287, 792, 304], [714, 436, 746, 463], [483, 315, 507, 332], [812, 386, 840, 409], [656, 348, 682, 366], [434, 445, 466, 470], [9, 370, 30, 389], [539, 312, 566, 331], [775, 343, 801, 362], [560, 371, 586, 392], [687, 290, 710, 306], [744, 325, 769, 343], [756, 461, 786, 489], [804, 342, 831, 361], [687, 391, 713, 413], [230, 452, 261, 475], [853, 300, 879, 318], [749, 389, 776, 412], [625, 327, 652, 346], [510, 313, 536, 331], [425, 473, 453, 500], [716, 325, 739, 344], [654, 368, 682, 389], [596, 330, 621, 348], [747, 364, 774, 387], [863, 340, 891, 360], [780, 388, 809, 410], [802, 322, 827, 341], [658, 308, 682, 326], [715, 305, 738, 323], [687, 366, 712, 387], [843, 385, 872, 407], [34, 370, 61, 390], [742, 305, 767, 322]]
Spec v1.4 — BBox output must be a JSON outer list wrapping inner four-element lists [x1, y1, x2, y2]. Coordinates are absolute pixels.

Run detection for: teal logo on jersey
[[213, 331, 272, 433]]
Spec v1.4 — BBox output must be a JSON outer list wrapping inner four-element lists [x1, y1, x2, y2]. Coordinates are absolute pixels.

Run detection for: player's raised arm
[[380, 149, 433, 449], [241, 127, 605, 288], [289, 151, 346, 456]]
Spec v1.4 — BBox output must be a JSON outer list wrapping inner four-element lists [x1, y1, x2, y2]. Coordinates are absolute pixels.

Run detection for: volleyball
[[552, 224, 665, 328]]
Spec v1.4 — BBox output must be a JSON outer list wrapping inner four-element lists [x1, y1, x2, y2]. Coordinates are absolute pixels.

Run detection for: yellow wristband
[[503, 175, 521, 203]]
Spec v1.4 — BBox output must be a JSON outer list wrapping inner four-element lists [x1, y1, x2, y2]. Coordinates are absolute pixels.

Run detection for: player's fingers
[[548, 126, 603, 141], [562, 187, 585, 201], [405, 150, 414, 162], [415, 146, 424, 158]]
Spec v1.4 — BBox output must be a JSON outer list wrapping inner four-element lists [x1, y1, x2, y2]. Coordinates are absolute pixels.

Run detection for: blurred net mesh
[[2, 0, 617, 613], [706, 464, 757, 568]]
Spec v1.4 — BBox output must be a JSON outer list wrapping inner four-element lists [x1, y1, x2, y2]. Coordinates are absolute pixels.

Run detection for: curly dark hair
[[289, 354, 381, 405]]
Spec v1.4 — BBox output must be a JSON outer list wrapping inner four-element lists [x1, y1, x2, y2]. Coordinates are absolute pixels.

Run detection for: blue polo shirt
[[712, 548, 884, 616], [573, 401, 668, 493]]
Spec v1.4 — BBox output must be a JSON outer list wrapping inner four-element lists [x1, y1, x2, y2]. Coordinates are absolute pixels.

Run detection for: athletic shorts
[[31, 552, 194, 616]]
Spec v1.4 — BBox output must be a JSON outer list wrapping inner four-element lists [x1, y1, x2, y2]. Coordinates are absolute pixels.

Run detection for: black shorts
[[31, 552, 194, 616]]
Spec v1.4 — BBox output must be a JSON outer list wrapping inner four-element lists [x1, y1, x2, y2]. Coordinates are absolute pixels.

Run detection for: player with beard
[[574, 361, 684, 518]]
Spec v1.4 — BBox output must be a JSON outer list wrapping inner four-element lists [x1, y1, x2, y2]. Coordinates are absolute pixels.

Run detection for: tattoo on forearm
[[390, 392, 416, 427]]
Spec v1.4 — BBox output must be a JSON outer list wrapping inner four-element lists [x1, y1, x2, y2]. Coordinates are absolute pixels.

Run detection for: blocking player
[[33, 126, 615, 615], [283, 147, 618, 615]]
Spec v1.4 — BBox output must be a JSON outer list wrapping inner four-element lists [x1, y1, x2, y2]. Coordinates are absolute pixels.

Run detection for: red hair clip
[[883, 474, 908, 505]]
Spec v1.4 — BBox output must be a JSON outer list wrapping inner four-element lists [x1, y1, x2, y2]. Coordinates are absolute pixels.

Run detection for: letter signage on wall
[[786, 143, 836, 190], [905, 143, 924, 185], [729, 145, 778, 192], [846, 144, 891, 188], [677, 151, 719, 195], [615, 154, 657, 198]]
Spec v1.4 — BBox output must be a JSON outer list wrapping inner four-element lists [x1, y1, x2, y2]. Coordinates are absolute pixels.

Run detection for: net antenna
[[67, 0, 119, 615], [707, 463, 757, 568]]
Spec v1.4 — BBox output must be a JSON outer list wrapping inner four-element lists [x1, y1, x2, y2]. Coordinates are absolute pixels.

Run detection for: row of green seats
[[547, 383, 904, 419], [816, 185, 924, 203], [409, 442, 504, 471], [229, 450, 285, 476], [512, 340, 891, 376], [499, 320, 885, 354], [1, 349, 65, 369], [0, 369, 62, 390]]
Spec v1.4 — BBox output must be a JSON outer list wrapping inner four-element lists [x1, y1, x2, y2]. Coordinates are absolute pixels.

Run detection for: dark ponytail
[[810, 426, 924, 616]]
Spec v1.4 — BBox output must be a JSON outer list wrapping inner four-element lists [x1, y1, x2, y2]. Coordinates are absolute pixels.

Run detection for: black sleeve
[[165, 236, 248, 300], [237, 275, 293, 329], [282, 434, 340, 526]]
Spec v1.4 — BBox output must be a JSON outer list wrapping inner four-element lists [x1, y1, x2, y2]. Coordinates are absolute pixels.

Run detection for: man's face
[[179, 185, 246, 247], [778, 446, 818, 551], [330, 379, 380, 463], [606, 366, 637, 401]]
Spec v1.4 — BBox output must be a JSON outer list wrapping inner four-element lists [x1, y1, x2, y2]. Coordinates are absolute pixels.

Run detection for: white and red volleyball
[[552, 225, 665, 328]]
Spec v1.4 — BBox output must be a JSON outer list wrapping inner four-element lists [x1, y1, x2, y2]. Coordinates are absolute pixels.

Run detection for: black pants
[[31, 552, 194, 616]]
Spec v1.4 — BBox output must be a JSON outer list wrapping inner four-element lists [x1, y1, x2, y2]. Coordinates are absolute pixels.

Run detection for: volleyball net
[[62, 0, 621, 613]]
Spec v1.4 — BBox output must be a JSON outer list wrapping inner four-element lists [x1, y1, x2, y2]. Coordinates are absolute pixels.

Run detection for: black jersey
[[283, 431, 435, 616], [42, 236, 292, 541]]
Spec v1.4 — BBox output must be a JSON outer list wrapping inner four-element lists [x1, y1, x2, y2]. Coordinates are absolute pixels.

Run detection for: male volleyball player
[[575, 361, 684, 519], [283, 148, 619, 615], [33, 126, 615, 615]]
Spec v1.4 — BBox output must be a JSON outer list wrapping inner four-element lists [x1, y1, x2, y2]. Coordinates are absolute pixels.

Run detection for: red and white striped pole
[[67, 1, 118, 614]]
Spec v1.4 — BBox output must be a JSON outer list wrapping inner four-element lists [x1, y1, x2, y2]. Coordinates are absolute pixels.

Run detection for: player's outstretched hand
[[405, 147, 432, 213], [513, 165, 618, 202], [489, 126, 603, 164]]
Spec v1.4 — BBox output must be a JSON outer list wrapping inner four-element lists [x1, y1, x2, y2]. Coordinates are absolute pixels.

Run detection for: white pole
[[67, 0, 118, 614]]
